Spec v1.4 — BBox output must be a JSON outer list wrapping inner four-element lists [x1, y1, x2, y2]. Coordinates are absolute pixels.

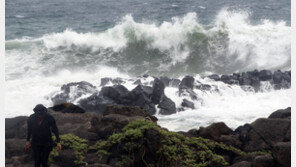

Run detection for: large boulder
[[238, 73, 252, 86], [159, 76, 170, 87], [238, 72, 261, 91], [48, 109, 98, 139], [268, 107, 291, 119], [158, 96, 176, 115], [179, 76, 195, 90], [78, 92, 116, 114], [181, 99, 195, 109], [151, 78, 165, 104], [247, 70, 260, 78], [196, 122, 234, 141], [207, 74, 220, 81], [252, 154, 275, 167], [259, 70, 272, 81], [221, 75, 239, 85], [89, 105, 158, 139], [79, 84, 157, 115], [273, 142, 291, 167], [49, 103, 85, 113], [124, 85, 156, 115], [51, 81, 96, 105], [99, 85, 129, 103], [242, 117, 290, 152], [273, 70, 284, 84], [100, 77, 112, 86], [5, 116, 28, 139]]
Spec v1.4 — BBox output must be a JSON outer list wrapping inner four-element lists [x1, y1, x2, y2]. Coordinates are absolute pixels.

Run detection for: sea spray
[[6, 9, 290, 78]]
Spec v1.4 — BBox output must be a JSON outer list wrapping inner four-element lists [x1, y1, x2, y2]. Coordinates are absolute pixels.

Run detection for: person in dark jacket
[[26, 104, 62, 167]]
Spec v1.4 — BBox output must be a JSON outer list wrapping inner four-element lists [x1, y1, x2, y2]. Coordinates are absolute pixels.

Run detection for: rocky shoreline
[[6, 104, 291, 167], [51, 69, 291, 116], [5, 69, 291, 166]]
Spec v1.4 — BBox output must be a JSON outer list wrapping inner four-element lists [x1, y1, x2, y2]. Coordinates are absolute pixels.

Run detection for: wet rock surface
[[206, 70, 291, 91]]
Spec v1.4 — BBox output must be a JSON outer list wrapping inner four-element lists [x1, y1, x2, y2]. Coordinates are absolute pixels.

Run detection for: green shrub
[[49, 134, 88, 165], [94, 119, 269, 167]]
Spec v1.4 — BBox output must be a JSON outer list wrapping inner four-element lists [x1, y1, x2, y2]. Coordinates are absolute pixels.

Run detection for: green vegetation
[[49, 134, 88, 165], [94, 119, 269, 167]]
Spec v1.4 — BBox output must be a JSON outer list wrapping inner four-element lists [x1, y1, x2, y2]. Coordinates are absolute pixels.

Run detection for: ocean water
[[5, 0, 291, 131]]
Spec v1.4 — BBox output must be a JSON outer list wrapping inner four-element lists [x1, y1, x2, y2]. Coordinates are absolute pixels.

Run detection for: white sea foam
[[156, 76, 291, 131], [6, 9, 290, 78]]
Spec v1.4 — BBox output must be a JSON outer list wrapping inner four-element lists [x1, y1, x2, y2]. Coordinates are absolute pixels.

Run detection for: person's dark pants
[[31, 142, 52, 167]]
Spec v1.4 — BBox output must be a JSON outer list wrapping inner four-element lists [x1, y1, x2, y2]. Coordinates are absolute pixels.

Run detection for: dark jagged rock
[[169, 78, 181, 87], [181, 99, 195, 109], [124, 85, 156, 115], [5, 116, 27, 139], [219, 134, 242, 148], [232, 73, 240, 80], [49, 103, 85, 113], [142, 74, 149, 78], [111, 77, 124, 85], [196, 122, 234, 141], [252, 154, 275, 167], [48, 109, 98, 139], [259, 70, 272, 81], [247, 69, 260, 78], [207, 74, 220, 81], [51, 93, 69, 105], [179, 75, 194, 90], [78, 93, 116, 114], [273, 142, 291, 167], [239, 73, 252, 86], [283, 71, 291, 82], [241, 117, 290, 152], [160, 76, 170, 87], [100, 85, 129, 103], [78, 84, 157, 115], [125, 85, 152, 100], [268, 107, 291, 119], [273, 70, 291, 90], [51, 81, 96, 105], [238, 72, 261, 91], [205, 70, 290, 91], [100, 77, 112, 86], [151, 78, 165, 104], [89, 105, 158, 139], [158, 96, 176, 115], [251, 77, 260, 92], [273, 70, 284, 84], [221, 75, 239, 85], [133, 79, 142, 85], [6, 138, 32, 160]]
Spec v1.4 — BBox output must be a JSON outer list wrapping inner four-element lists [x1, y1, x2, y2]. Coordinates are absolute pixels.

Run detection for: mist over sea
[[5, 0, 291, 131]]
